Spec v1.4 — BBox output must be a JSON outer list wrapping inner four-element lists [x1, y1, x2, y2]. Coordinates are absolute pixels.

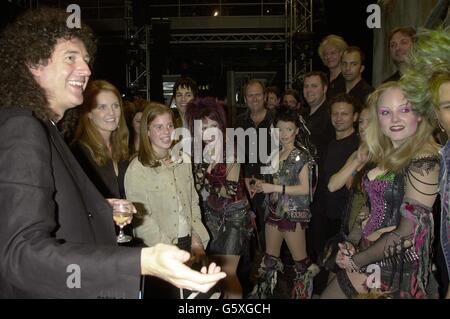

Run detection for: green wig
[[401, 27, 450, 122]]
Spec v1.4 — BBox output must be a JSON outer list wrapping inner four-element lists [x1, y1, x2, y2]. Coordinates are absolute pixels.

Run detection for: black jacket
[[72, 143, 128, 199], [0, 107, 140, 298]]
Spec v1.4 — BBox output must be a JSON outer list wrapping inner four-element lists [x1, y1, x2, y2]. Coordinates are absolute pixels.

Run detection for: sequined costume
[[251, 146, 319, 299], [330, 156, 440, 299], [266, 147, 316, 231]]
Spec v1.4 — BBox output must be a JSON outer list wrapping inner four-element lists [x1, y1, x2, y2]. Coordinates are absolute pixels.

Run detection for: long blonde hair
[[138, 102, 174, 167], [73, 80, 129, 166], [364, 81, 439, 173]]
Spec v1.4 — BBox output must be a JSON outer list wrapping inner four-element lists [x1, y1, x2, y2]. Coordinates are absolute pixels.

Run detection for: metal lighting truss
[[123, 1, 313, 93], [124, 0, 151, 99], [169, 32, 285, 44], [286, 0, 313, 87]]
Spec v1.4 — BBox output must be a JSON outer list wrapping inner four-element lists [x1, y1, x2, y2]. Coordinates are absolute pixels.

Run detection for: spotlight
[[213, 10, 219, 17]]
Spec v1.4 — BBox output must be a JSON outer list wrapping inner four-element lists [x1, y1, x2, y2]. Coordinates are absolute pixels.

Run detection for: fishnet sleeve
[[347, 205, 369, 245], [352, 157, 439, 268]]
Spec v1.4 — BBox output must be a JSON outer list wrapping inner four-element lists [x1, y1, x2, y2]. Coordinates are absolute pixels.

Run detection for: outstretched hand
[[141, 244, 226, 293]]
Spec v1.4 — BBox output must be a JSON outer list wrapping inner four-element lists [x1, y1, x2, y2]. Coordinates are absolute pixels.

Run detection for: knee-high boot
[[249, 254, 284, 299], [291, 257, 320, 299]]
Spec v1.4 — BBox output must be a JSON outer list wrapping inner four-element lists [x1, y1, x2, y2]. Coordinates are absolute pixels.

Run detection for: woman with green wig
[[321, 80, 440, 299], [402, 27, 450, 299]]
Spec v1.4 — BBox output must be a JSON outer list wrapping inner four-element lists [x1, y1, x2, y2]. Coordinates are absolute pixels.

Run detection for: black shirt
[[327, 72, 346, 100], [72, 143, 128, 199], [383, 70, 401, 83], [348, 78, 374, 107], [235, 109, 275, 179], [322, 131, 360, 220], [304, 102, 335, 168]]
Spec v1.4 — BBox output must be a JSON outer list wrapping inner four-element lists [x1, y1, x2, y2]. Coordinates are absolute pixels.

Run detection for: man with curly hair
[[0, 7, 225, 298], [401, 27, 450, 299]]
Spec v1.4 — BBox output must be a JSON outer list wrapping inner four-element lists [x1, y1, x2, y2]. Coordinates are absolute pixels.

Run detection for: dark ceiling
[[1, 0, 375, 99]]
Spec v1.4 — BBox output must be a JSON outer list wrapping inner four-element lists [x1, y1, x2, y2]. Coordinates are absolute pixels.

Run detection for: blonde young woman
[[321, 81, 440, 299], [125, 102, 209, 250], [124, 103, 209, 297], [72, 80, 129, 199]]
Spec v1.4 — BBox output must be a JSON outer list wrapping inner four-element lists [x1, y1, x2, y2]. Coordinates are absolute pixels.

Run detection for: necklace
[[155, 151, 171, 164]]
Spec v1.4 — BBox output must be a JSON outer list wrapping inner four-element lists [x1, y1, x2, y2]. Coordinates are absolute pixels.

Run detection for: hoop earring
[[438, 121, 446, 132]]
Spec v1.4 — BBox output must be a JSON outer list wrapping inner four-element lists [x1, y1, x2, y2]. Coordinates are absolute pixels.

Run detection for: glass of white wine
[[112, 200, 133, 243]]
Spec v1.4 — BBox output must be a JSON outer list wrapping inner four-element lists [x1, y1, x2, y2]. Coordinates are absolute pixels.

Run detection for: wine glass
[[112, 200, 133, 243]]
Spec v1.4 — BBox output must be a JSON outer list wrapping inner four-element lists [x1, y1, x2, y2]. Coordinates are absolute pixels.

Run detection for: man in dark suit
[[0, 7, 225, 298]]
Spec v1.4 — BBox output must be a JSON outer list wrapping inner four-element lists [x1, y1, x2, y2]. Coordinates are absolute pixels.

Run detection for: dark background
[[0, 0, 376, 99]]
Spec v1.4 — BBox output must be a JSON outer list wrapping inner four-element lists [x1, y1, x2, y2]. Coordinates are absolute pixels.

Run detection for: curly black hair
[[0, 7, 96, 122]]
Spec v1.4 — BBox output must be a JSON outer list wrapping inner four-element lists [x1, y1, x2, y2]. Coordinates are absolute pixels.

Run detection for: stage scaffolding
[[25, 0, 313, 97], [124, 1, 313, 97]]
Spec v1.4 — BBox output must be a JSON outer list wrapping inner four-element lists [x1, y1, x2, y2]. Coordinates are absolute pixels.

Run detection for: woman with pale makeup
[[185, 97, 252, 299], [124, 102, 210, 298], [250, 106, 319, 299], [321, 82, 440, 299], [72, 80, 129, 199], [402, 27, 450, 299]]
